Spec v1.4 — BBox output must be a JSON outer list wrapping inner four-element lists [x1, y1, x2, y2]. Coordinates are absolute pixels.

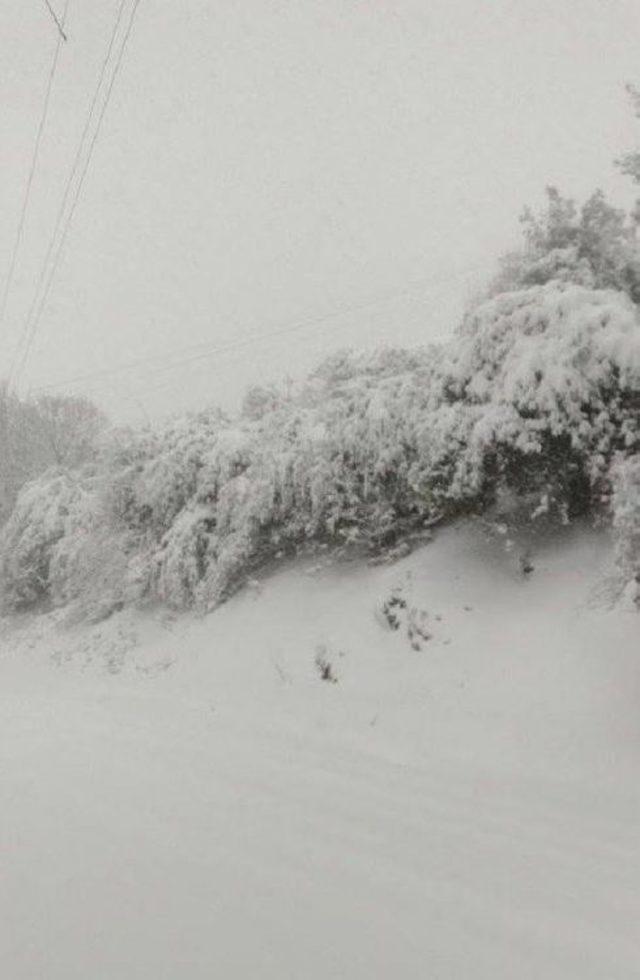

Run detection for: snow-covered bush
[[47, 497, 141, 623], [0, 465, 141, 620], [612, 455, 640, 597], [2, 281, 640, 618], [0, 471, 80, 611], [443, 282, 640, 522]]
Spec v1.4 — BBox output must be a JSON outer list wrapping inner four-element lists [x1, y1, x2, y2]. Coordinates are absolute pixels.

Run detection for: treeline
[[2, 274, 640, 620], [0, 386, 106, 524], [3, 93, 640, 619]]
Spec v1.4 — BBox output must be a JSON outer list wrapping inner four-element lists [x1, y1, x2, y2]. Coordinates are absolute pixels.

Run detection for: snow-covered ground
[[1, 523, 639, 979]]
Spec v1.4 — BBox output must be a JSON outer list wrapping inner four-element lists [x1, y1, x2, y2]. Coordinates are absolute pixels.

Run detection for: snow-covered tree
[[33, 394, 106, 467], [0, 387, 106, 525], [490, 187, 640, 303]]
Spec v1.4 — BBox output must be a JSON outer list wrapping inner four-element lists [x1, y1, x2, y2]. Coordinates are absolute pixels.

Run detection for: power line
[[119, 313, 374, 406], [11, 0, 140, 390], [43, 0, 68, 41], [8, 0, 128, 385], [30, 260, 490, 398], [11, 0, 134, 389], [0, 0, 69, 336]]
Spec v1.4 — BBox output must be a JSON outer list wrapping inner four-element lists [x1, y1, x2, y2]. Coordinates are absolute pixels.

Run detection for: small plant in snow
[[314, 644, 337, 683], [379, 592, 407, 631], [519, 552, 535, 576], [407, 607, 432, 650]]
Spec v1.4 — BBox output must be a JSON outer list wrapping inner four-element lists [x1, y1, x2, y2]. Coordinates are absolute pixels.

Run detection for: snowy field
[[1, 523, 639, 979]]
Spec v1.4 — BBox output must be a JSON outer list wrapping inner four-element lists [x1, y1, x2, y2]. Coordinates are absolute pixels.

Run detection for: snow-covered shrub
[[0, 465, 143, 620], [612, 455, 640, 597], [103, 411, 227, 534], [241, 383, 282, 420], [48, 501, 141, 623], [3, 284, 640, 618], [0, 471, 88, 612], [443, 281, 640, 522]]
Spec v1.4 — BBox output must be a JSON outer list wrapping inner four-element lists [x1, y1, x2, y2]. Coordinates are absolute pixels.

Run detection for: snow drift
[[1, 522, 639, 979]]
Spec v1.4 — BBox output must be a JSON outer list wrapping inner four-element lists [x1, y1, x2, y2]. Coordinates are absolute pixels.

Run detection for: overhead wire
[[11, 0, 488, 409], [126, 316, 377, 407], [11, 0, 134, 389], [10, 0, 140, 391], [132, 297, 451, 406], [43, 0, 68, 41], [29, 260, 490, 398], [32, 264, 484, 404], [0, 0, 70, 337]]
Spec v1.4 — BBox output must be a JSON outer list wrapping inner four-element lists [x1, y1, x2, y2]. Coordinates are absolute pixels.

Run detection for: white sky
[[1, 0, 639, 423]]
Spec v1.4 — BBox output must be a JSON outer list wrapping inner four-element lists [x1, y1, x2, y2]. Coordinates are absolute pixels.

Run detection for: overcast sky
[[1, 0, 639, 423]]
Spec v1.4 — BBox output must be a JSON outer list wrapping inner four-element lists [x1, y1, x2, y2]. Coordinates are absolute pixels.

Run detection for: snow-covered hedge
[[2, 280, 640, 618], [612, 454, 640, 594], [445, 282, 640, 520]]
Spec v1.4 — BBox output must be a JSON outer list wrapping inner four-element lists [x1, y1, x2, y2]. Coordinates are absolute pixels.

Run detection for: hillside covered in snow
[[1, 522, 639, 979]]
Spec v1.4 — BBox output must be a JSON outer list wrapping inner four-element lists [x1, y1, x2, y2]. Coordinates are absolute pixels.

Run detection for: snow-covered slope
[[1, 523, 639, 979]]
